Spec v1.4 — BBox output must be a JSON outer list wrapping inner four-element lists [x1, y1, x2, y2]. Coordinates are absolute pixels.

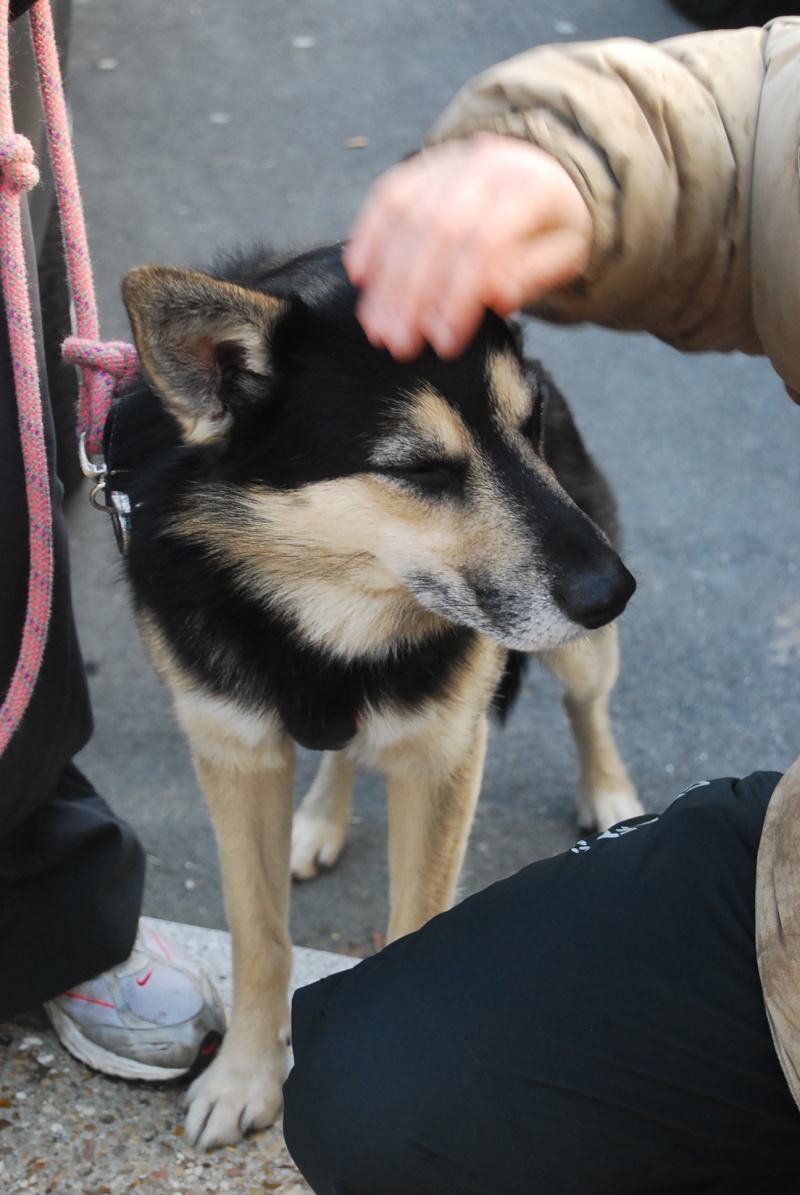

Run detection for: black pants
[[0, 6, 144, 1017], [284, 772, 800, 1194], [670, 1, 797, 29]]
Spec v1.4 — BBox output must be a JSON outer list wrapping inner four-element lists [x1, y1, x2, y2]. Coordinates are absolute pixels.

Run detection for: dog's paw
[[184, 1043, 287, 1151], [578, 788, 646, 834], [291, 809, 346, 881]]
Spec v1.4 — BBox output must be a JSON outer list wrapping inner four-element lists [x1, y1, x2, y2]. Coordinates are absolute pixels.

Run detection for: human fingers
[[346, 146, 481, 357], [347, 139, 523, 357], [413, 144, 592, 356], [345, 135, 592, 359], [344, 155, 425, 291]]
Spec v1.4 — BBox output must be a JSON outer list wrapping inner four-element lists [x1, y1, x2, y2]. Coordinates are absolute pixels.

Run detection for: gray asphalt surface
[[66, 0, 800, 955]]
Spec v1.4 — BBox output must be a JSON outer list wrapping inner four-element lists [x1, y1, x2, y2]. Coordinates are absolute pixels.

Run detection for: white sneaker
[[44, 920, 227, 1081]]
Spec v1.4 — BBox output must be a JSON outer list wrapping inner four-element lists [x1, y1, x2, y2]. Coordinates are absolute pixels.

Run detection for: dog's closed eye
[[376, 458, 468, 497], [518, 383, 549, 454], [518, 408, 543, 451]]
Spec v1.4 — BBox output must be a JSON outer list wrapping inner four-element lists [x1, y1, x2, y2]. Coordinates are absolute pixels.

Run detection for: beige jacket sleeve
[[427, 22, 800, 391]]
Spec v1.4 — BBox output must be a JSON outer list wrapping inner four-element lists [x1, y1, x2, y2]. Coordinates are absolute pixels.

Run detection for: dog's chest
[[137, 557, 478, 752]]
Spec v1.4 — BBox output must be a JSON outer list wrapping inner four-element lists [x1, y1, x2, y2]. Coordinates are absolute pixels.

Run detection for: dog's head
[[122, 245, 634, 655]]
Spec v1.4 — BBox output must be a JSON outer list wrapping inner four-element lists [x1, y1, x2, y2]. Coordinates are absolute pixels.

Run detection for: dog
[[113, 243, 642, 1149]]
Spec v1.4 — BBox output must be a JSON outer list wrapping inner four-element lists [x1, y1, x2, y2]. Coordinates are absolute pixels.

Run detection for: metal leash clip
[[78, 431, 132, 556]]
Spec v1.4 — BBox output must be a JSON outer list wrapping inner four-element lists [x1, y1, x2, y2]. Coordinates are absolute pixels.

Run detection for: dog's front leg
[[384, 713, 489, 941], [539, 624, 643, 832], [291, 749, 358, 880], [182, 726, 295, 1150]]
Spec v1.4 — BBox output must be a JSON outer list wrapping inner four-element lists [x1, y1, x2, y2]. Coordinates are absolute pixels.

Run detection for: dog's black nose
[[552, 556, 636, 630]]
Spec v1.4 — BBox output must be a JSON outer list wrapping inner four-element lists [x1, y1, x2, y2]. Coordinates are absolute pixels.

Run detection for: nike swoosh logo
[[136, 969, 154, 987]]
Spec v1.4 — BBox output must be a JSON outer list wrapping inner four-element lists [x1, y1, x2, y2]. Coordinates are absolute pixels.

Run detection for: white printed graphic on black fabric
[[569, 779, 714, 855], [673, 780, 711, 800], [571, 817, 659, 854]]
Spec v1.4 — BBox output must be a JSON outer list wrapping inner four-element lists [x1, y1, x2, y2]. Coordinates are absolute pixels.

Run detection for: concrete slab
[[0, 920, 357, 1194]]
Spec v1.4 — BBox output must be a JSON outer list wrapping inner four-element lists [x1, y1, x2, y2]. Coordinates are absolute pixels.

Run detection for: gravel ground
[[0, 1023, 309, 1195], [0, 921, 356, 1194]]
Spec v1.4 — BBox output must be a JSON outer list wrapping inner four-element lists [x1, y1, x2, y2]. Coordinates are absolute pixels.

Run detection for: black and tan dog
[[114, 244, 642, 1149]]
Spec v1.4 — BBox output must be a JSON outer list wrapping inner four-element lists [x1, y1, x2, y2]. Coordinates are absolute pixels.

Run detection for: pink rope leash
[[29, 0, 139, 454], [0, 0, 138, 755]]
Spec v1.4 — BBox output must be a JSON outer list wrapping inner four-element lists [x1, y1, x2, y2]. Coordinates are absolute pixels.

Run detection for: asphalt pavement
[[65, 0, 800, 954]]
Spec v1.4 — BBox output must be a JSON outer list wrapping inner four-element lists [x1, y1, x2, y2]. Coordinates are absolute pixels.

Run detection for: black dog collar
[[101, 388, 149, 556]]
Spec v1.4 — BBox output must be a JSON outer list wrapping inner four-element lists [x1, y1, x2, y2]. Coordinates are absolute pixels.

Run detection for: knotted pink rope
[[29, 0, 139, 455], [62, 336, 141, 449], [0, 131, 39, 191], [0, 0, 138, 755]]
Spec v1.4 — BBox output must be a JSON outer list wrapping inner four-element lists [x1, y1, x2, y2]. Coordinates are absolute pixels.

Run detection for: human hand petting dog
[[344, 132, 592, 360]]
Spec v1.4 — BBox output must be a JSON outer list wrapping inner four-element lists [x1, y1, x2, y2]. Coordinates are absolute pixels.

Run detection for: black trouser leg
[[669, 1, 799, 28], [0, 196, 144, 1018], [284, 773, 800, 1195]]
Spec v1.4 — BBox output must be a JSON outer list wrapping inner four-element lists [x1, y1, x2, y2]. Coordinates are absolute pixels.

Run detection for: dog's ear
[[122, 265, 289, 444]]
